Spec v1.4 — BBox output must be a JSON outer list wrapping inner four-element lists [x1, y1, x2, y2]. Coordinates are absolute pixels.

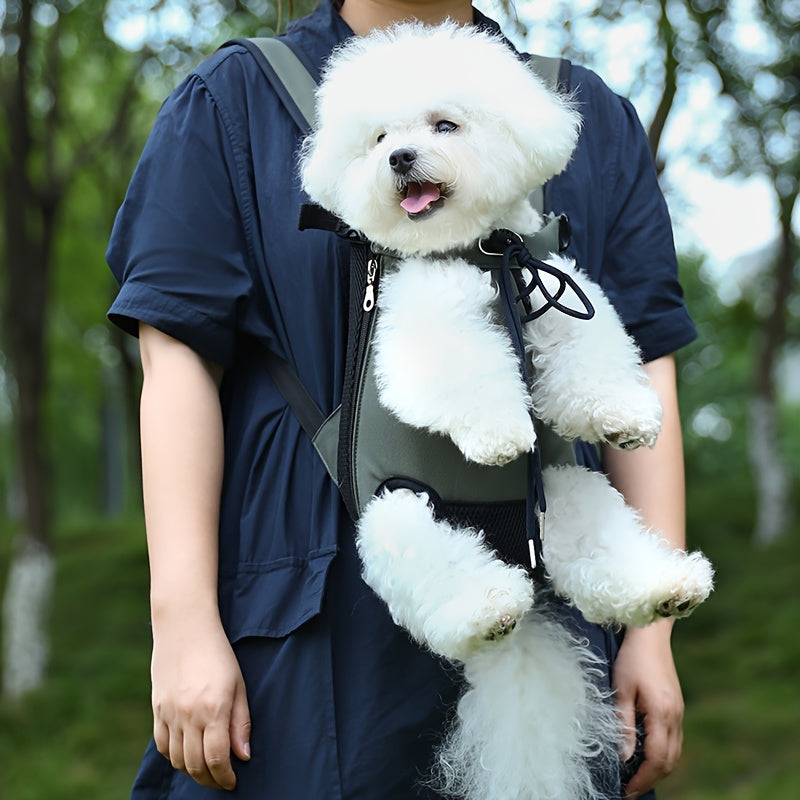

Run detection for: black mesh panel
[[435, 499, 530, 570]]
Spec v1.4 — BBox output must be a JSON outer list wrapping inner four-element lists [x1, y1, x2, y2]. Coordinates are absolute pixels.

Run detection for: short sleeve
[[106, 71, 256, 367], [599, 96, 696, 362]]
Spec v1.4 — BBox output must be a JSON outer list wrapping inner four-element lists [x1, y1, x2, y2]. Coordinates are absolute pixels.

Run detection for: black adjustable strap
[[264, 352, 325, 441], [298, 203, 367, 243]]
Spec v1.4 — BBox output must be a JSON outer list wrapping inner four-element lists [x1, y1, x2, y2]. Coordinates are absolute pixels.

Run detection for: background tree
[[683, 0, 798, 544], [0, 0, 147, 699], [515, 0, 798, 543]]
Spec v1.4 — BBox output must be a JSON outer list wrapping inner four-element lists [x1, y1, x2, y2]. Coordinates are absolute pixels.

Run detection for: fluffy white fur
[[357, 489, 534, 661], [541, 466, 715, 627], [374, 257, 535, 465], [432, 611, 621, 800], [524, 256, 664, 449], [301, 23, 580, 255], [300, 22, 714, 800]]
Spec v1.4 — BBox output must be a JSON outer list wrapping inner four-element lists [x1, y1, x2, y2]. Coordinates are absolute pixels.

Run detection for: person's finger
[[624, 714, 668, 798], [167, 726, 186, 774], [153, 719, 170, 761], [183, 725, 220, 789], [204, 720, 237, 791], [229, 682, 252, 763], [614, 689, 637, 762]]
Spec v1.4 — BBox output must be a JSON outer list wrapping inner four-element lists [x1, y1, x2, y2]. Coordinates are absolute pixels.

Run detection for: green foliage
[[0, 516, 152, 799], [659, 475, 800, 799], [677, 253, 755, 479], [1, 491, 799, 797]]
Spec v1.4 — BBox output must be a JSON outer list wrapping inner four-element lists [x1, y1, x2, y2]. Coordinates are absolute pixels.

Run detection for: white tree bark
[[2, 536, 54, 699], [748, 395, 791, 545]]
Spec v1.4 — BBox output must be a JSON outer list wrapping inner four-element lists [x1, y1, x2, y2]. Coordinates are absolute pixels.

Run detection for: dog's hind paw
[[423, 573, 534, 660], [656, 596, 699, 618], [484, 613, 518, 640], [654, 563, 714, 620]]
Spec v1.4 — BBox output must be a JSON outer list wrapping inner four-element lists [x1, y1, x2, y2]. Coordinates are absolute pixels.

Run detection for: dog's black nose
[[389, 148, 417, 175]]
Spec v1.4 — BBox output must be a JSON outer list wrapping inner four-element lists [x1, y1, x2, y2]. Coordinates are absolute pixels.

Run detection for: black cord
[[490, 229, 594, 571]]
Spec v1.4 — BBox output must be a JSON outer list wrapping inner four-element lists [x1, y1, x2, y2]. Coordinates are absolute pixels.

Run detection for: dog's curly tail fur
[[429, 609, 622, 800]]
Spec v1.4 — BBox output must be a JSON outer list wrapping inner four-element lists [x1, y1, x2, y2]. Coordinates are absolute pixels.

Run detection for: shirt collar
[[285, 2, 518, 79]]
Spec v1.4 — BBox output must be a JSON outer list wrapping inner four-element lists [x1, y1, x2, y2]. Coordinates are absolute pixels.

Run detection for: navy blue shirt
[[108, 2, 693, 797]]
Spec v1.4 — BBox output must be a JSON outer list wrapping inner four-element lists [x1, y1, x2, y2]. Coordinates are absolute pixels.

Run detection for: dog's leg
[[541, 466, 714, 627], [356, 489, 534, 661], [374, 257, 535, 466], [432, 610, 621, 800], [524, 256, 663, 450]]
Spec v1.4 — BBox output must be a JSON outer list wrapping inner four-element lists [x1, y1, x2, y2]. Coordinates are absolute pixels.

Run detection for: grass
[[0, 517, 152, 800], [0, 474, 798, 799], [659, 470, 800, 799]]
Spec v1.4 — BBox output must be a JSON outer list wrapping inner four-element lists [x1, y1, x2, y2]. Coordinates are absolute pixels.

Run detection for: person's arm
[[602, 354, 686, 799], [139, 323, 251, 791]]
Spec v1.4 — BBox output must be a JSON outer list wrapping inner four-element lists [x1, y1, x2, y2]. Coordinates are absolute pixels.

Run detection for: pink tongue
[[400, 182, 441, 213]]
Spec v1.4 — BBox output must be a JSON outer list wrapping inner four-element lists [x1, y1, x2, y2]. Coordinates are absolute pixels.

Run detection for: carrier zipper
[[363, 257, 378, 311], [338, 246, 382, 520], [349, 253, 381, 513]]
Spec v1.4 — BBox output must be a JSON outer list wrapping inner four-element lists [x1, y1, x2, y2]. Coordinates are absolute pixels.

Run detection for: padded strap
[[527, 53, 568, 91], [234, 37, 318, 133], [526, 53, 571, 214]]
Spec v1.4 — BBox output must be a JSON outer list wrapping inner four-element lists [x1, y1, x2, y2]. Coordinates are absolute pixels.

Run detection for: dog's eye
[[434, 120, 459, 134], [376, 132, 386, 144]]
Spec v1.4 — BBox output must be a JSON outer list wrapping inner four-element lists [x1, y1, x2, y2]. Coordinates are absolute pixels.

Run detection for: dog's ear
[[299, 132, 337, 211], [508, 80, 582, 187]]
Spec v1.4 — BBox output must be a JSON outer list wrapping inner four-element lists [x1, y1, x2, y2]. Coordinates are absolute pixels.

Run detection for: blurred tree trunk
[[1, 0, 143, 698], [1, 0, 57, 699], [646, 0, 678, 171], [749, 201, 796, 543], [1, 0, 298, 697]]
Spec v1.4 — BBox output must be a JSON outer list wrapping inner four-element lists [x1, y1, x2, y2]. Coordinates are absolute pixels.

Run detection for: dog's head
[[300, 23, 581, 256]]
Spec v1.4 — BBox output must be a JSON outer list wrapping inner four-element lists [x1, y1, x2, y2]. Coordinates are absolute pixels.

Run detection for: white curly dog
[[300, 22, 713, 800]]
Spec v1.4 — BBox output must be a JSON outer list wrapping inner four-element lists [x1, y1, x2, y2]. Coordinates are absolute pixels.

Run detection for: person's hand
[[150, 613, 251, 790], [613, 620, 684, 798]]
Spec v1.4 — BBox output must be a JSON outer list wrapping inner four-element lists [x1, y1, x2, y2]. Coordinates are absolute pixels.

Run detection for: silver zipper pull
[[528, 510, 545, 569], [363, 258, 378, 311]]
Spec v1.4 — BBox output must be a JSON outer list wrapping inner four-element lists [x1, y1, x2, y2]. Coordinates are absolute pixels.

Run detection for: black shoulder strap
[[264, 351, 325, 440]]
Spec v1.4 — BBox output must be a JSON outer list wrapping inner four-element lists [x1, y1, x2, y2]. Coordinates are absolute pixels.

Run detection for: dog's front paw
[[601, 413, 662, 451], [578, 384, 663, 450], [450, 412, 535, 466]]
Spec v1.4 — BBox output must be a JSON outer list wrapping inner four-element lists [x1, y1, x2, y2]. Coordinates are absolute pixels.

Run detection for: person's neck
[[339, 0, 473, 35]]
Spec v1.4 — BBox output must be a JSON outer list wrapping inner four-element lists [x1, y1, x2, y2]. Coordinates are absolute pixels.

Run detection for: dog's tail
[[430, 608, 621, 800]]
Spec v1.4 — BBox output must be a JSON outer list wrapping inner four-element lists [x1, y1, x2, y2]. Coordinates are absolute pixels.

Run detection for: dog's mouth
[[399, 181, 447, 220]]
